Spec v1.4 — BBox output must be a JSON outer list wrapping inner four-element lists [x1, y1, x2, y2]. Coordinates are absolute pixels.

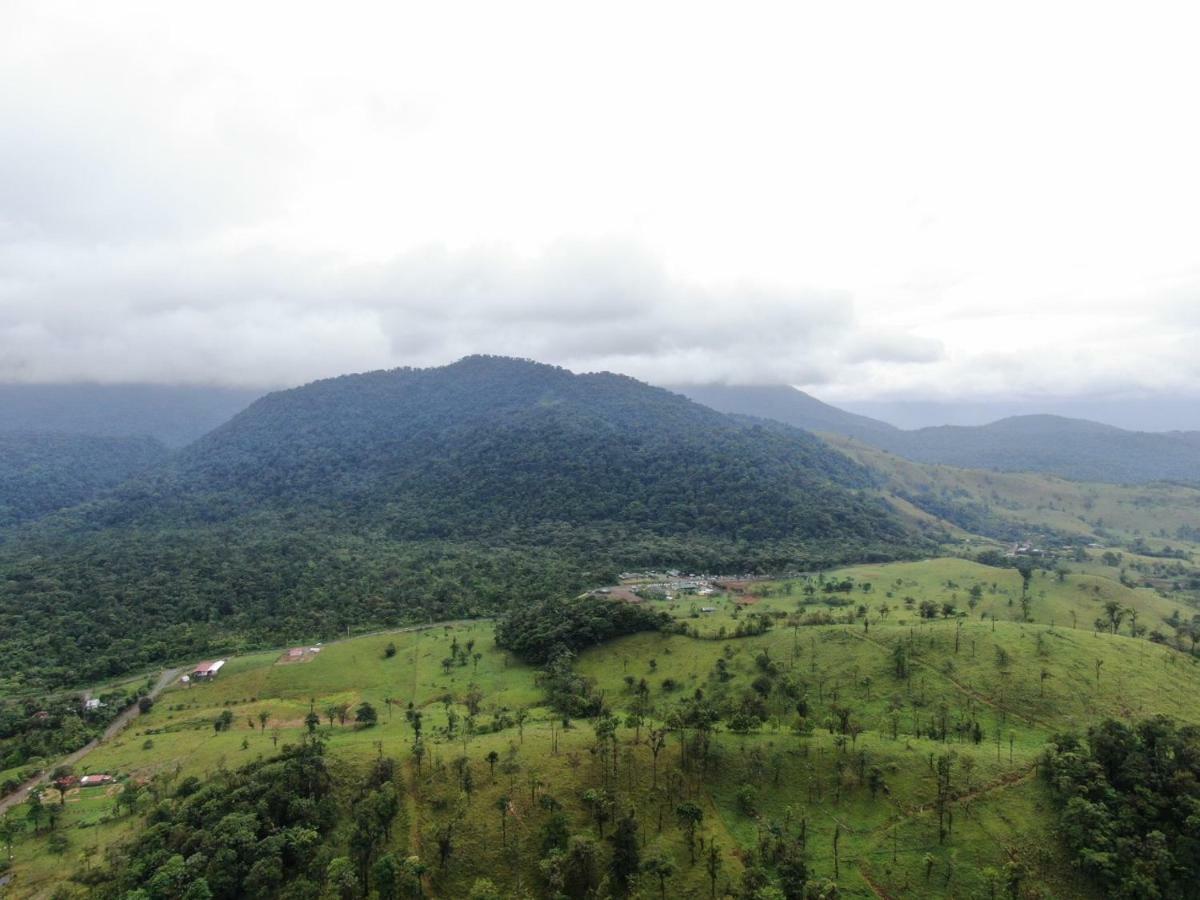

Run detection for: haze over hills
[[0, 356, 921, 688], [0, 432, 168, 529], [671, 383, 1200, 485], [842, 394, 1200, 432], [0, 383, 265, 448]]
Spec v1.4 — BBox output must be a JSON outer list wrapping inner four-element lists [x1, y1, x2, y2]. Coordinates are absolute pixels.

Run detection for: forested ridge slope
[[0, 432, 168, 529], [0, 357, 922, 690]]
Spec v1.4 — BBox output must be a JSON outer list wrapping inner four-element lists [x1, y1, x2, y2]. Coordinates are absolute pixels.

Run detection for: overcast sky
[[3, 1, 1199, 405]]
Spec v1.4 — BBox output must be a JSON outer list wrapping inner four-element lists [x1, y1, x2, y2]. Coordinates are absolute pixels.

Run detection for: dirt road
[[0, 666, 181, 817]]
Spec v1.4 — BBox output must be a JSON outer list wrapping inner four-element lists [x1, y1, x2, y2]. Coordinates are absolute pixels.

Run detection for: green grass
[[6, 559, 1200, 898], [831, 435, 1200, 557]]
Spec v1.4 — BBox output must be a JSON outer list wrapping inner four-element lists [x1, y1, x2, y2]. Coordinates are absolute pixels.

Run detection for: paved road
[[0, 667, 181, 817]]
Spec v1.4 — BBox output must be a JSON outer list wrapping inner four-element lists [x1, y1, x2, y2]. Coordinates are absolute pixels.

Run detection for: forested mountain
[[0, 432, 168, 528], [0, 357, 922, 689], [888, 415, 1200, 483], [0, 383, 264, 447], [673, 384, 1200, 484]]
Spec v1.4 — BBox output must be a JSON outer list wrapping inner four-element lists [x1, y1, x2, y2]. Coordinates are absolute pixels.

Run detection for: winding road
[[0, 667, 181, 817]]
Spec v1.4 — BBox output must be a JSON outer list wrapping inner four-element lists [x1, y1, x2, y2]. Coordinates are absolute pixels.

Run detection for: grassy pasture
[[4, 559, 1200, 897]]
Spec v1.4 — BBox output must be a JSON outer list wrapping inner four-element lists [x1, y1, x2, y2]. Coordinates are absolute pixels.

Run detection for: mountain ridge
[[670, 383, 1200, 484], [0, 356, 923, 689]]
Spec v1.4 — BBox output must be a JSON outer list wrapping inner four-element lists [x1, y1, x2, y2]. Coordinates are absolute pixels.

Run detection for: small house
[[192, 660, 227, 680], [79, 774, 114, 787]]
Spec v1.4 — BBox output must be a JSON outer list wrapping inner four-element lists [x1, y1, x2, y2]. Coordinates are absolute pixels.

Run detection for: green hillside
[[830, 435, 1200, 554], [4, 557, 1200, 898], [0, 432, 168, 529], [0, 357, 922, 691]]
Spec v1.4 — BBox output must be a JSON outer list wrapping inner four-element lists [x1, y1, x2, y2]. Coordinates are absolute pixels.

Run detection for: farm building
[[191, 660, 226, 680], [79, 774, 114, 787]]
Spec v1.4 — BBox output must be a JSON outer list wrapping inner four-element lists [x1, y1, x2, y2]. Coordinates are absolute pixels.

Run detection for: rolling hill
[[7, 555, 1200, 899], [0, 357, 923, 690], [671, 383, 1200, 484]]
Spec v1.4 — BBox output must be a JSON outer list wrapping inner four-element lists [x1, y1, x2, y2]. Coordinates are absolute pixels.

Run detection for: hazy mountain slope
[[674, 384, 1200, 484], [0, 432, 168, 528], [0, 357, 923, 688], [0, 383, 264, 447], [670, 383, 900, 443], [898, 415, 1200, 483], [843, 394, 1200, 431]]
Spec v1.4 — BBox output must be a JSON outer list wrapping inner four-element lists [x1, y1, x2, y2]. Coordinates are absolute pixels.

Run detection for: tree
[[641, 844, 678, 900], [326, 857, 360, 900], [934, 752, 954, 844], [258, 709, 270, 732], [356, 702, 378, 726], [675, 802, 703, 864], [1104, 600, 1125, 634], [582, 788, 613, 838], [648, 729, 667, 788], [867, 766, 887, 800], [610, 810, 641, 894], [305, 710, 320, 734], [486, 749, 500, 782], [562, 835, 601, 898], [373, 854, 401, 900], [704, 839, 723, 899], [495, 794, 511, 848]]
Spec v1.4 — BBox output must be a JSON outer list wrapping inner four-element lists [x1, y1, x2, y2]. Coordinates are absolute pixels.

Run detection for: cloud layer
[[2, 1, 1200, 401]]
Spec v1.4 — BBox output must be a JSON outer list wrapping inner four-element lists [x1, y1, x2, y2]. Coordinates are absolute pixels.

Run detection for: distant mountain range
[[0, 383, 264, 447], [671, 384, 1200, 484], [841, 394, 1200, 432], [0, 357, 922, 688]]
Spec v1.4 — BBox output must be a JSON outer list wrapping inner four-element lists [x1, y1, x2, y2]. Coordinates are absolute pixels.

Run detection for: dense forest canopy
[[0, 432, 168, 529], [0, 357, 924, 690], [1042, 716, 1200, 899]]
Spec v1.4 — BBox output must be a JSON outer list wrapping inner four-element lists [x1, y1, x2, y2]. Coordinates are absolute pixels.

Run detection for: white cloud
[[1, 0, 1199, 400]]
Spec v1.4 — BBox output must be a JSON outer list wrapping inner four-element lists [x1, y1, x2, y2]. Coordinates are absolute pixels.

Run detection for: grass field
[[830, 435, 1200, 556], [4, 559, 1200, 898]]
